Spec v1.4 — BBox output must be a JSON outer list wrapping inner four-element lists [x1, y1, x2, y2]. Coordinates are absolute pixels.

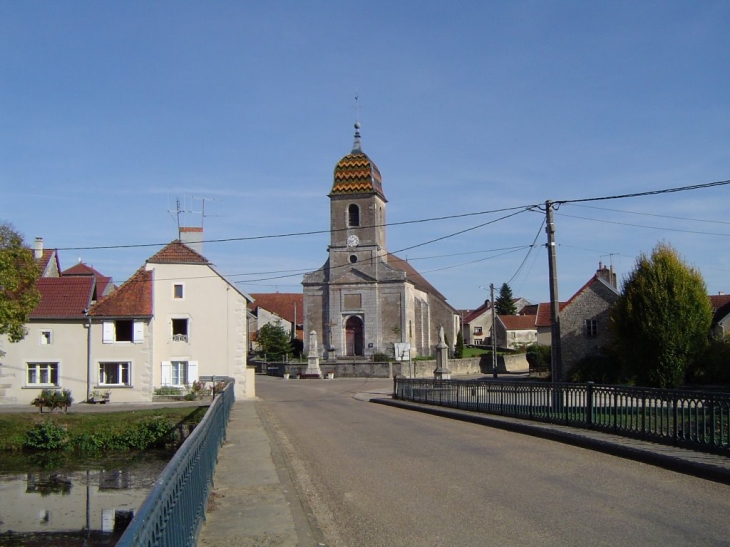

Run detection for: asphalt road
[[256, 375, 730, 547]]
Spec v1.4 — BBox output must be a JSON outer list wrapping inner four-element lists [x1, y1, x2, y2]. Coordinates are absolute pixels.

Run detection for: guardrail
[[394, 378, 730, 455], [116, 378, 235, 547]]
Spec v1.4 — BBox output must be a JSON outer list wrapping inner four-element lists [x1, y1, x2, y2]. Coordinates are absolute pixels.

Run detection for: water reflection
[[0, 451, 171, 545]]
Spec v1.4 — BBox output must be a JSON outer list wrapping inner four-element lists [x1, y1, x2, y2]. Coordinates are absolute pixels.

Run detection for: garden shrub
[[24, 419, 69, 450]]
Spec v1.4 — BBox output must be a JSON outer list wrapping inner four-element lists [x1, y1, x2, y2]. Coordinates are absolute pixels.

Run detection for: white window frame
[[98, 361, 131, 386], [161, 360, 198, 386], [171, 317, 189, 342], [173, 283, 184, 300], [39, 329, 53, 345], [26, 362, 59, 387], [103, 320, 144, 344]]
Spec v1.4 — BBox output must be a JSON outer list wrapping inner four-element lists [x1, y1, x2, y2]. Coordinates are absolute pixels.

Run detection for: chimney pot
[[34, 237, 43, 259]]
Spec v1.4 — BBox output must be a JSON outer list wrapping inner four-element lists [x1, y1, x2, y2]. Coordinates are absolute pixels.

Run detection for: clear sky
[[2, 1, 729, 311]]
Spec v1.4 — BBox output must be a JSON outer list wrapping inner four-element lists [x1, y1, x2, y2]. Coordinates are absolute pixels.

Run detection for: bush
[[24, 420, 69, 450], [568, 348, 626, 384], [525, 344, 551, 373], [686, 335, 730, 385], [372, 352, 391, 362]]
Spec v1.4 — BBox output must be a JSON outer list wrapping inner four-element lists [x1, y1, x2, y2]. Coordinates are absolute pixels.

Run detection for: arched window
[[348, 204, 360, 227]]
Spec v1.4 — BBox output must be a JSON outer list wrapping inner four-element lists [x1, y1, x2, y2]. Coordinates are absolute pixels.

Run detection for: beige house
[[462, 297, 531, 345], [0, 240, 254, 405], [495, 314, 538, 349]]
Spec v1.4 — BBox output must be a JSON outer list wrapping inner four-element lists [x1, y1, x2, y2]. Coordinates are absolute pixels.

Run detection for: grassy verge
[[0, 406, 207, 452]]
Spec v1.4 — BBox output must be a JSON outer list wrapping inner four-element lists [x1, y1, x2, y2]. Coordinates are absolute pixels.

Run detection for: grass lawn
[[0, 406, 207, 451]]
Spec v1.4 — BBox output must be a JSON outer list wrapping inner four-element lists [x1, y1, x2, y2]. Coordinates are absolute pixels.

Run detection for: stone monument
[[433, 325, 451, 380], [304, 330, 323, 378]]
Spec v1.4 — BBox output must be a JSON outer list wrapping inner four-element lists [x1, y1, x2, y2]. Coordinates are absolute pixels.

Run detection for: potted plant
[[31, 389, 73, 413], [88, 390, 111, 404]]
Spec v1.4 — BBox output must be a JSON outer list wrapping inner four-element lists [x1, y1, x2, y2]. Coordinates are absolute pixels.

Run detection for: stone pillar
[[433, 325, 451, 380], [304, 330, 323, 378]]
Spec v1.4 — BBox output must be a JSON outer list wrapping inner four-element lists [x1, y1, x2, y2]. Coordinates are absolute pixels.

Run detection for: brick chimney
[[596, 261, 617, 289]]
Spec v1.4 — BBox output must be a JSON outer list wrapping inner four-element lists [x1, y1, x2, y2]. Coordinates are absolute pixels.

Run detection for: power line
[[556, 213, 730, 238], [568, 203, 730, 226], [557, 178, 730, 205]]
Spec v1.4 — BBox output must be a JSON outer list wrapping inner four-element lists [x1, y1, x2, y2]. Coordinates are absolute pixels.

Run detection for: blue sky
[[2, 1, 729, 310]]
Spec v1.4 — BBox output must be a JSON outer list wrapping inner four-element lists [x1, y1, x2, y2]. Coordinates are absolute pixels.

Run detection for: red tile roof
[[248, 293, 304, 325], [535, 302, 567, 327], [463, 300, 492, 324], [36, 249, 60, 277], [62, 262, 115, 296], [146, 241, 209, 264], [31, 277, 95, 319], [88, 267, 152, 317], [498, 314, 537, 330]]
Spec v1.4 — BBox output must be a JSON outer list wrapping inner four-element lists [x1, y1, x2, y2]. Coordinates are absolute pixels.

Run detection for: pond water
[[0, 451, 172, 546]]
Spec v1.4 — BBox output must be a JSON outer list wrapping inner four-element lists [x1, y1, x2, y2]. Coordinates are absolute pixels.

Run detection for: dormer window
[[348, 204, 360, 227]]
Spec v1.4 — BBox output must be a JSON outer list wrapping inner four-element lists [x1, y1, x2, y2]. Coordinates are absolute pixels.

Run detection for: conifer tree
[[495, 283, 517, 315]]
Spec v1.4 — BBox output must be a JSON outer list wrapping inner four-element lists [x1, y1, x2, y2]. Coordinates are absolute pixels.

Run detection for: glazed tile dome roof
[[330, 123, 386, 200]]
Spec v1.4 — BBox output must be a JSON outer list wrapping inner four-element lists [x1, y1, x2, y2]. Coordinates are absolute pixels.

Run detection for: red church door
[[345, 316, 364, 356]]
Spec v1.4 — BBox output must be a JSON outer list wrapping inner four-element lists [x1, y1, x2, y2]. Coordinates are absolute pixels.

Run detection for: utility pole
[[545, 200, 562, 382], [491, 283, 497, 378]]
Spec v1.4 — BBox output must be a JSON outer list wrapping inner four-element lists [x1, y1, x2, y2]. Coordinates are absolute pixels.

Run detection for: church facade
[[302, 124, 459, 360]]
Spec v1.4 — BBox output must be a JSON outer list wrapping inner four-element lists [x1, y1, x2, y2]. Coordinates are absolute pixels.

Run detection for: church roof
[[387, 253, 449, 303], [330, 123, 386, 200]]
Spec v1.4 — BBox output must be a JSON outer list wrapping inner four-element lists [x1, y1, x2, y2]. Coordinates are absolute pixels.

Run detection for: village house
[[0, 238, 254, 405]]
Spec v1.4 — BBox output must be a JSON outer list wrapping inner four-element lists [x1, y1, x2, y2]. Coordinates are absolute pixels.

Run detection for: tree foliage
[[0, 223, 41, 353], [257, 321, 292, 359], [495, 283, 517, 315], [454, 329, 464, 358], [610, 243, 712, 388]]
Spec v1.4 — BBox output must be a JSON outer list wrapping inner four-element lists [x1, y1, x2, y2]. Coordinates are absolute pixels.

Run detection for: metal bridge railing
[[394, 378, 730, 455], [116, 379, 235, 547]]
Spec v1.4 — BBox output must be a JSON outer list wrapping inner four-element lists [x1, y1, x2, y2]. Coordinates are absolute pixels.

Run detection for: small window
[[99, 362, 130, 386], [40, 330, 53, 345], [172, 319, 189, 342], [473, 326, 483, 335], [173, 284, 184, 299], [348, 204, 360, 227], [349, 255, 358, 264], [115, 320, 134, 342], [27, 363, 59, 386], [586, 319, 598, 337], [474, 338, 482, 345]]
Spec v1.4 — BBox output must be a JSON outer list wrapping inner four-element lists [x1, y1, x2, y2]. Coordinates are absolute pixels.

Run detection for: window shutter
[[161, 361, 172, 386], [133, 321, 144, 344], [188, 361, 199, 383], [102, 322, 114, 344]]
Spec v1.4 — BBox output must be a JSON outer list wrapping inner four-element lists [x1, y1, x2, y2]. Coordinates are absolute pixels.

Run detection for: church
[[302, 123, 459, 360]]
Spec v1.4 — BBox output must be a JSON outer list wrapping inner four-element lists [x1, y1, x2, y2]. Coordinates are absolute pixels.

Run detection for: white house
[[0, 240, 254, 405]]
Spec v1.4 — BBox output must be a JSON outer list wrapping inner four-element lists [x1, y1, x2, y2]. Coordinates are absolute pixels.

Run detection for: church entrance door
[[345, 316, 364, 356]]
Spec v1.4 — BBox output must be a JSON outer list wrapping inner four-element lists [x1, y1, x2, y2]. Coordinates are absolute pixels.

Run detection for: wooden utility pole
[[545, 201, 562, 382]]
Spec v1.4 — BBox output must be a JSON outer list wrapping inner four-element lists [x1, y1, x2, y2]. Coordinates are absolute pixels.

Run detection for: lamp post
[[490, 283, 497, 378]]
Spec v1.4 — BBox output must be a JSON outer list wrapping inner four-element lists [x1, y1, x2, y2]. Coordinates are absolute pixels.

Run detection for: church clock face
[[346, 235, 359, 248]]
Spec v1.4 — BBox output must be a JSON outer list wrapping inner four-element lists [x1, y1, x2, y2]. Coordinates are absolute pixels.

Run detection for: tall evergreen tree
[[455, 329, 465, 358], [257, 321, 293, 359], [495, 283, 517, 315], [611, 243, 712, 388]]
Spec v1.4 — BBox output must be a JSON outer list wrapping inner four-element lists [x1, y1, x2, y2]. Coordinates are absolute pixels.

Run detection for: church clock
[[346, 235, 359, 248]]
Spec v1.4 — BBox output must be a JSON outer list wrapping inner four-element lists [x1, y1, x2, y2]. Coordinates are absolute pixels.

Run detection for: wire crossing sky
[[1, 1, 729, 309]]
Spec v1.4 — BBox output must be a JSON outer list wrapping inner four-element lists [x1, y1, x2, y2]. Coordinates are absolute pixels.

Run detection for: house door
[[345, 316, 364, 356]]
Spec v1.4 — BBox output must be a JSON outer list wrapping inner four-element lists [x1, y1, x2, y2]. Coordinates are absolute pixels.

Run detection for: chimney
[[179, 227, 203, 254], [34, 237, 44, 259], [596, 262, 617, 289]]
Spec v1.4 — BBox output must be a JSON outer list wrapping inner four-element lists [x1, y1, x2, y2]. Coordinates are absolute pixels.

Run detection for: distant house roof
[[248, 293, 304, 326], [146, 240, 210, 265], [31, 277, 95, 319], [498, 314, 537, 330], [463, 301, 492, 324], [62, 262, 115, 296], [88, 268, 153, 318], [535, 302, 567, 328], [709, 294, 730, 325], [36, 248, 60, 278]]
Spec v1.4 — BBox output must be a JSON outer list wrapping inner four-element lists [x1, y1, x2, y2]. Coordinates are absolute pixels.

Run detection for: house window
[[99, 362, 130, 386], [173, 284, 184, 299], [103, 321, 144, 344], [474, 338, 482, 345], [27, 363, 59, 386], [172, 319, 189, 342], [39, 330, 53, 345], [348, 204, 360, 227], [473, 326, 483, 335], [161, 360, 198, 386], [115, 320, 133, 342], [586, 319, 598, 337]]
